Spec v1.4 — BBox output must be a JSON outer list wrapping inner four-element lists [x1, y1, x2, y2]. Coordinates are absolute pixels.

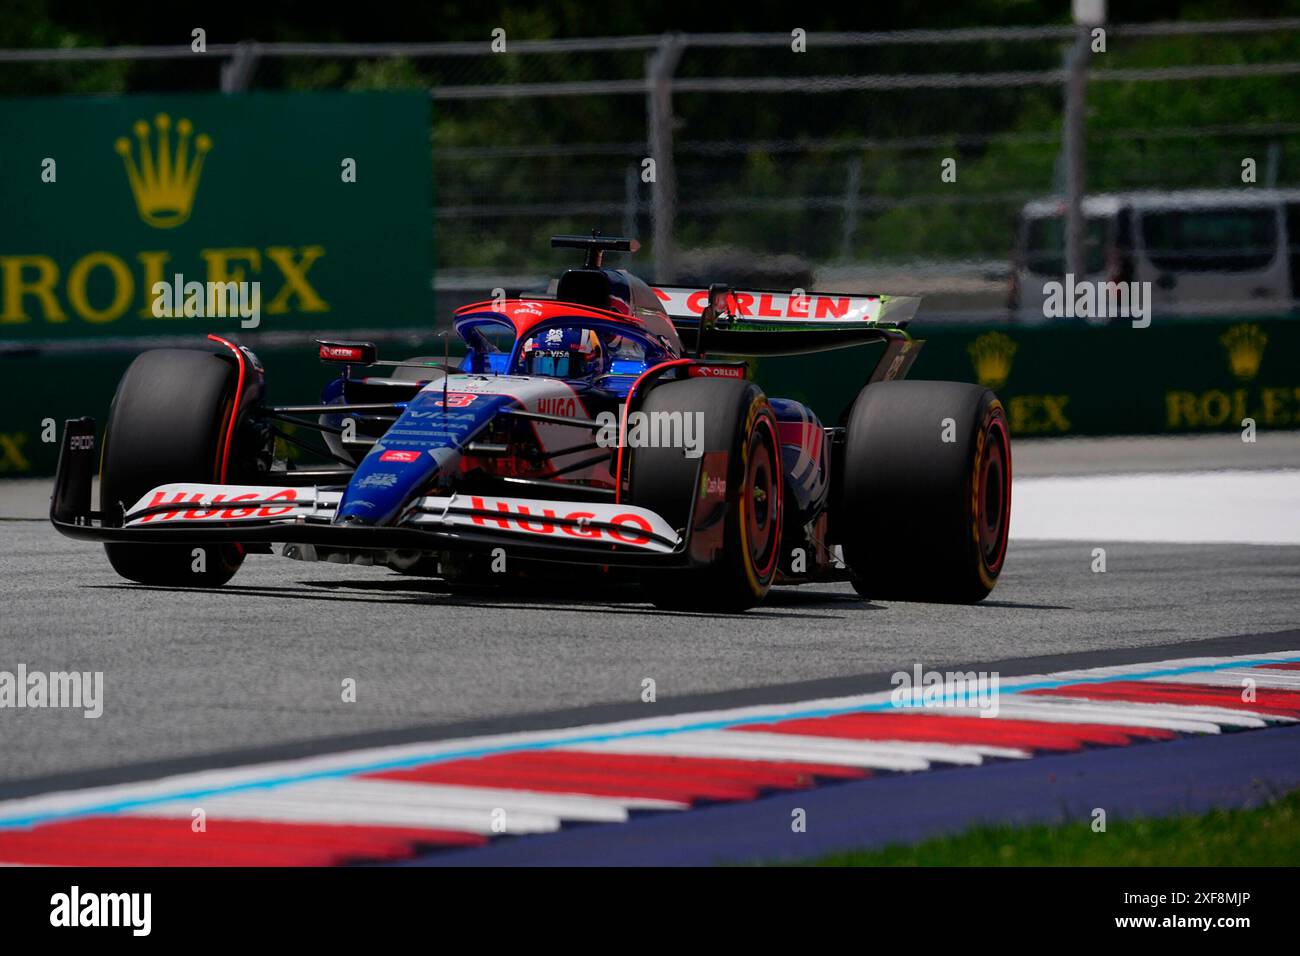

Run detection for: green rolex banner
[[756, 315, 1300, 438], [0, 91, 433, 342]]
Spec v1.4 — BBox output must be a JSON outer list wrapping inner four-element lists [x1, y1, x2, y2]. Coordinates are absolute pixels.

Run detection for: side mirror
[[695, 283, 733, 358]]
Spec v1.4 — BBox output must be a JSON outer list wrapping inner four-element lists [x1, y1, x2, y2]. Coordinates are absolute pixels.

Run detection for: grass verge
[[803, 790, 1300, 866]]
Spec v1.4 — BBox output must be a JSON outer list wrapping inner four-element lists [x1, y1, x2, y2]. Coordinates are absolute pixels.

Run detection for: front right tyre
[[629, 377, 783, 612]]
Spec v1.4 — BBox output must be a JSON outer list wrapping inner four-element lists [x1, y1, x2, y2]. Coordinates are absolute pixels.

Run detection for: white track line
[[141, 786, 562, 835], [1046, 655, 1300, 682], [887, 702, 1221, 734], [1150, 670, 1300, 691], [1012, 469, 1300, 545], [572, 733, 937, 770], [757, 735, 1033, 761], [706, 731, 995, 766], [292, 780, 661, 821], [989, 698, 1267, 731]]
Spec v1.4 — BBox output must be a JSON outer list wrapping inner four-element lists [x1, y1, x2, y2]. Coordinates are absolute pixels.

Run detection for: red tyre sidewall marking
[[206, 334, 248, 560], [206, 334, 247, 483], [973, 402, 1010, 586], [982, 408, 1011, 576], [739, 401, 782, 593]]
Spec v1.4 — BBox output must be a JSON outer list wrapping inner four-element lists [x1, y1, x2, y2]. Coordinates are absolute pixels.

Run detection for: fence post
[[647, 34, 683, 283], [839, 155, 863, 262], [1065, 1, 1104, 281], [220, 41, 260, 92], [1063, 29, 1090, 282], [623, 162, 640, 240]]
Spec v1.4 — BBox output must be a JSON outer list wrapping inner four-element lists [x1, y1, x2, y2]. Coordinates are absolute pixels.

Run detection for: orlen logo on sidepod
[[688, 364, 745, 379]]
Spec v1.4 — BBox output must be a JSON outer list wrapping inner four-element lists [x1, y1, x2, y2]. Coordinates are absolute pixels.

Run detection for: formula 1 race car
[[50, 235, 1011, 611]]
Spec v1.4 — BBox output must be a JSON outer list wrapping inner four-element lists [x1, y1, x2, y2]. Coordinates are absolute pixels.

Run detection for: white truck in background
[[1009, 189, 1300, 322]]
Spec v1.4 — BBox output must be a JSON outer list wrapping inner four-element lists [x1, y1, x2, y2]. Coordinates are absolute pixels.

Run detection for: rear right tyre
[[837, 380, 1011, 604]]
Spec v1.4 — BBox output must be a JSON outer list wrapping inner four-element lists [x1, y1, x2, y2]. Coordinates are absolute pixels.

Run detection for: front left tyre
[[100, 347, 249, 587]]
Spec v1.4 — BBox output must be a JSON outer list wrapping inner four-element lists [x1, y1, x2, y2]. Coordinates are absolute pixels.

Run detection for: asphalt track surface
[[1, 432, 1298, 864], [2, 530, 1299, 787]]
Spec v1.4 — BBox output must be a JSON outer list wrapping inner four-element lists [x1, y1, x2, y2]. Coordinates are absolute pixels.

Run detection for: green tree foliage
[[5, 1, 1298, 266]]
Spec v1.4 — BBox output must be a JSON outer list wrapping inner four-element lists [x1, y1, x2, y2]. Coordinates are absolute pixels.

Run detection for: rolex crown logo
[[115, 113, 212, 229], [967, 332, 1018, 391], [1219, 323, 1267, 382]]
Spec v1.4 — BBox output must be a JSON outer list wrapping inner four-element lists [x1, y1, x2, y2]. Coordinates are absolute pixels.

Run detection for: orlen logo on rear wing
[[651, 287, 916, 325]]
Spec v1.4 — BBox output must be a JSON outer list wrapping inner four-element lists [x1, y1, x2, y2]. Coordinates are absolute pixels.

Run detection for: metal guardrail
[[4, 19, 1298, 61], [3, 19, 1297, 283]]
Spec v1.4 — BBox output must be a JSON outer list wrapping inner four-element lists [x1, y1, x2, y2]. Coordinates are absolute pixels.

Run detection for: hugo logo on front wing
[[133, 488, 300, 522], [466, 497, 656, 545]]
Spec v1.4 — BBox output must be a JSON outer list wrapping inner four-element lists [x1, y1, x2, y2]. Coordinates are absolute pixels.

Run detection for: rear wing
[[650, 285, 923, 368], [653, 286, 920, 329]]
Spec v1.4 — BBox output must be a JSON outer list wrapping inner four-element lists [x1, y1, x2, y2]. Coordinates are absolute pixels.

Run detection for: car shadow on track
[[85, 578, 857, 621], [308, 574, 885, 614], [973, 599, 1073, 610]]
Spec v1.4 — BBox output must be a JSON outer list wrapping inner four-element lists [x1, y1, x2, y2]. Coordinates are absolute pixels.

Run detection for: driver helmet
[[521, 327, 604, 378]]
